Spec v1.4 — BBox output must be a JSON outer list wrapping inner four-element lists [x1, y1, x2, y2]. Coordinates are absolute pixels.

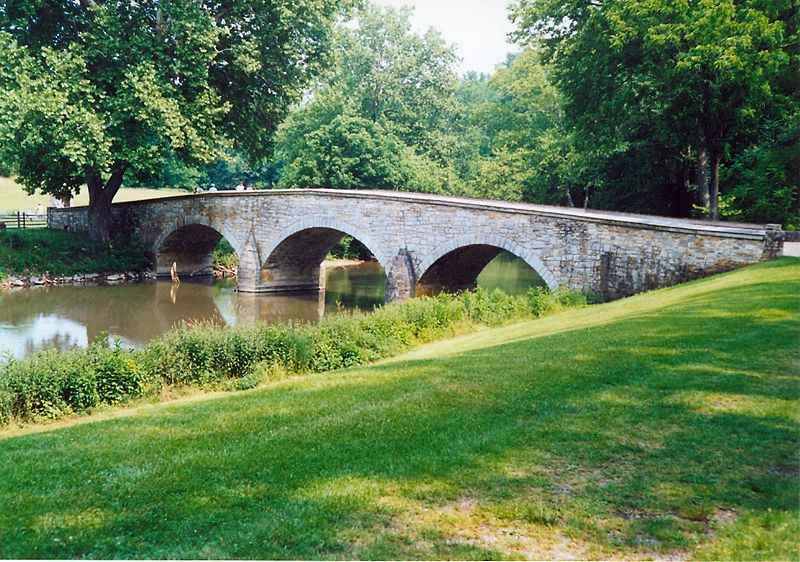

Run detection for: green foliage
[[90, 343, 147, 405], [510, 0, 798, 220], [277, 110, 415, 190], [127, 150, 279, 191], [468, 49, 583, 206], [273, 4, 470, 194], [0, 0, 344, 239], [212, 238, 239, 270], [722, 118, 800, 225], [0, 229, 152, 276], [328, 236, 373, 261], [0, 287, 587, 425], [0, 341, 146, 422], [526, 286, 587, 317]]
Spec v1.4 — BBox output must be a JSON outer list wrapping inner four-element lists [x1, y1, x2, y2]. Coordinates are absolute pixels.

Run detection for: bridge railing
[[0, 212, 48, 230]]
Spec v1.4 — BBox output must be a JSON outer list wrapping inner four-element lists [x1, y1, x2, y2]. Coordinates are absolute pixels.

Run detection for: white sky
[[371, 0, 518, 76]]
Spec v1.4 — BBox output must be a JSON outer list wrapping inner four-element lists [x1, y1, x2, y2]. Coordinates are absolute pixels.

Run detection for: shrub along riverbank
[[0, 287, 585, 426]]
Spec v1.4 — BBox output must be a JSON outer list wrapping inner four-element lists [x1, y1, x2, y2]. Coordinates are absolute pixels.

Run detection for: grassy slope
[[0, 177, 185, 213], [0, 259, 798, 560]]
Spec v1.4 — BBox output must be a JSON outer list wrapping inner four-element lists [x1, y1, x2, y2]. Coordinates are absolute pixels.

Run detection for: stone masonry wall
[[48, 190, 782, 301]]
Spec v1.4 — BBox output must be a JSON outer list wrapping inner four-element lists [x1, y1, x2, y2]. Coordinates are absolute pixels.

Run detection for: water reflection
[[477, 251, 545, 294], [0, 262, 387, 360], [1, 255, 541, 360]]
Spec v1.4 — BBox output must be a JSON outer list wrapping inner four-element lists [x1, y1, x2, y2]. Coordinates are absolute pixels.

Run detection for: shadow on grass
[[0, 260, 798, 559]]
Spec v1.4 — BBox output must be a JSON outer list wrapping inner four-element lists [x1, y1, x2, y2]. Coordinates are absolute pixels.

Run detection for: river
[[0, 252, 543, 360]]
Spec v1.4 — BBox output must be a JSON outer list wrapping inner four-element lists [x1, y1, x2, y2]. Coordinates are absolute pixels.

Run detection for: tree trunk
[[87, 167, 125, 242], [695, 146, 710, 211], [564, 186, 574, 207], [708, 148, 720, 221]]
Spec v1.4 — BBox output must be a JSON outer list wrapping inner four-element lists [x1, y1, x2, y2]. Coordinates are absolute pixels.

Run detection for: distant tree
[[333, 3, 459, 158], [0, 0, 342, 241], [273, 3, 467, 193], [472, 49, 583, 206], [274, 93, 456, 192], [511, 0, 797, 220]]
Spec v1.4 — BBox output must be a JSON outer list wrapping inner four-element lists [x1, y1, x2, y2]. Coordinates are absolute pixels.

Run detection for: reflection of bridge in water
[[0, 281, 331, 356], [50, 189, 784, 302]]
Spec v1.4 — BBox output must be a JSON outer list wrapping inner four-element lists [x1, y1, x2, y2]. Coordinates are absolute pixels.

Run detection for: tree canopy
[[272, 3, 466, 194], [0, 0, 342, 240], [510, 0, 799, 221], [1, 0, 795, 231]]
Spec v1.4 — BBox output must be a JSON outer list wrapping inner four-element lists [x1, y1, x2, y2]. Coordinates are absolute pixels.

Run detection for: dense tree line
[[213, 1, 800, 226], [1, 0, 797, 237]]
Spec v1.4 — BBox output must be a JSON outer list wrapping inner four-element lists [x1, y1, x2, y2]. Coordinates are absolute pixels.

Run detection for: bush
[[0, 349, 101, 421], [1, 287, 592, 426], [91, 344, 147, 405], [527, 287, 558, 317]]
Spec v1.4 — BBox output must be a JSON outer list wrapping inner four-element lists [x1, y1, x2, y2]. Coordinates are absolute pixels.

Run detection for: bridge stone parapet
[[48, 189, 783, 301]]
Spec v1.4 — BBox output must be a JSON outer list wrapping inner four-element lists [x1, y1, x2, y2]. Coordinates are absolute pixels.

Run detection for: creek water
[[0, 252, 543, 360]]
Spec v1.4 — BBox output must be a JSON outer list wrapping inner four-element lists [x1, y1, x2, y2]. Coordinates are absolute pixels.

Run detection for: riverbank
[[0, 229, 152, 288], [0, 286, 583, 426], [1, 269, 156, 288], [0, 258, 796, 559]]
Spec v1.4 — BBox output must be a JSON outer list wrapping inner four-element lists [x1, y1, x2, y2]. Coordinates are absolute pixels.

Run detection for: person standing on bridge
[[235, 181, 245, 191], [208, 184, 218, 192]]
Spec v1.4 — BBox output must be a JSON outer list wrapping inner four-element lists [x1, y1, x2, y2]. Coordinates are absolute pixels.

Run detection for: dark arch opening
[[261, 228, 386, 296], [156, 224, 237, 279], [417, 247, 545, 296]]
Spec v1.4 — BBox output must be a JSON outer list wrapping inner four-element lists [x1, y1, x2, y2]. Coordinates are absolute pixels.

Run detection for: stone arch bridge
[[49, 189, 783, 301]]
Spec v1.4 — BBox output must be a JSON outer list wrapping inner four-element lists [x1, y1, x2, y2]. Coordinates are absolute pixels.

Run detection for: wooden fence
[[0, 212, 48, 229]]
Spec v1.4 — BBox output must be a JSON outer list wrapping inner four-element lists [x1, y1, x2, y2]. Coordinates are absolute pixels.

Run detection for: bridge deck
[[88, 188, 774, 240]]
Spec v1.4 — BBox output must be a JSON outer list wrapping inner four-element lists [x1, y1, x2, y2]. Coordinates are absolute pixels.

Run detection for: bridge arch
[[152, 215, 249, 279], [416, 234, 558, 293], [257, 217, 390, 293]]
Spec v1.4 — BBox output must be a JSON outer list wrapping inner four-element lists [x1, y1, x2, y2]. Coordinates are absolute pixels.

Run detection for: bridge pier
[[386, 249, 416, 302], [249, 263, 327, 294]]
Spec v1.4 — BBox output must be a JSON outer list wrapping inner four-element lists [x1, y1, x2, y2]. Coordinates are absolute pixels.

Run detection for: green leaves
[[0, 0, 343, 237], [510, 0, 798, 221], [0, 34, 110, 197], [273, 3, 465, 193]]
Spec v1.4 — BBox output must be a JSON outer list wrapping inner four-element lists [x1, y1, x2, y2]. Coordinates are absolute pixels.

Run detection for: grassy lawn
[[0, 259, 797, 559], [0, 177, 186, 213]]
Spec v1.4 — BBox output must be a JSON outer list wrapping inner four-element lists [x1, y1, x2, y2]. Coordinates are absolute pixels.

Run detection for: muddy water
[[0, 254, 543, 359]]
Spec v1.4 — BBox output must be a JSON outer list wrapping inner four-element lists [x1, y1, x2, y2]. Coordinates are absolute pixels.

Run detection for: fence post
[[16, 211, 21, 229]]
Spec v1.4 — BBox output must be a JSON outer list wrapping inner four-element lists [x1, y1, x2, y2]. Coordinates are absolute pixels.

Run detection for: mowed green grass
[[1, 259, 798, 560], [0, 177, 186, 213]]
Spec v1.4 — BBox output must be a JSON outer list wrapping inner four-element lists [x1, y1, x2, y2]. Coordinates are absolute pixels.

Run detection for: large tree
[[0, 0, 342, 241], [511, 0, 797, 220]]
